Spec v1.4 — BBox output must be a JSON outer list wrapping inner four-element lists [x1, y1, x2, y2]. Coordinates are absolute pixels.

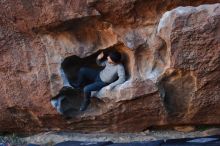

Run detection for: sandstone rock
[[157, 3, 220, 124], [174, 126, 195, 132], [0, 0, 219, 133], [202, 128, 220, 136]]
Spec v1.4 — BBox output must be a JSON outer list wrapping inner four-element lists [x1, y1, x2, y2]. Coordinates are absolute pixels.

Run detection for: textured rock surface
[[157, 4, 220, 124], [0, 0, 219, 133]]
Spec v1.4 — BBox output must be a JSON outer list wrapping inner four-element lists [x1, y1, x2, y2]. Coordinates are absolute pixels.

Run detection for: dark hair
[[108, 51, 122, 63]]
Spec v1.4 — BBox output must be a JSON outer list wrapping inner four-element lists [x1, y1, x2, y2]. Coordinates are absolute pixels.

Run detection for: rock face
[[0, 0, 219, 133]]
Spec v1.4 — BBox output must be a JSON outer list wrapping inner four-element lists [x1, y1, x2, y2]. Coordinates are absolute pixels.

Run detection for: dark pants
[[75, 67, 108, 99]]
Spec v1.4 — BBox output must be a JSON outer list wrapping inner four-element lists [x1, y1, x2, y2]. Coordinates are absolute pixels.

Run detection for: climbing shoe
[[79, 98, 90, 111]]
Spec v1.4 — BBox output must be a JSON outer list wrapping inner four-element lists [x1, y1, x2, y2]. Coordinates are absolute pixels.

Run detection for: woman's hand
[[105, 85, 112, 91], [97, 51, 104, 60]]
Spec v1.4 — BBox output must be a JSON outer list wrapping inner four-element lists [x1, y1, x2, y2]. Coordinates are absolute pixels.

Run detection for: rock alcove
[[53, 44, 132, 117]]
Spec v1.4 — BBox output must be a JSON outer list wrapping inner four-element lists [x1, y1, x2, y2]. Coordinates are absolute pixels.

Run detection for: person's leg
[[80, 81, 107, 111], [73, 67, 100, 88]]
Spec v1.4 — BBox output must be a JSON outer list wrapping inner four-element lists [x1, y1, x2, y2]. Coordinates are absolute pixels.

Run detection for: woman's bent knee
[[83, 86, 90, 93]]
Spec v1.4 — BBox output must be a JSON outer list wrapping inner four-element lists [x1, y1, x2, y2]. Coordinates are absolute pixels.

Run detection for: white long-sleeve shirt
[[96, 59, 126, 89]]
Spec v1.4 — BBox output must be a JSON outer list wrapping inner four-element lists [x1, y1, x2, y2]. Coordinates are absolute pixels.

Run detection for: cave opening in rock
[[40, 14, 132, 116], [61, 45, 130, 89], [53, 44, 131, 116]]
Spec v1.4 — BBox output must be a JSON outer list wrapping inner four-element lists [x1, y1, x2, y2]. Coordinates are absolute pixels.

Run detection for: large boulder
[[157, 4, 220, 124], [0, 0, 219, 133]]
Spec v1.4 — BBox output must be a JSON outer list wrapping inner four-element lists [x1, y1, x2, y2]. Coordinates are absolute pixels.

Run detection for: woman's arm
[[96, 52, 106, 66]]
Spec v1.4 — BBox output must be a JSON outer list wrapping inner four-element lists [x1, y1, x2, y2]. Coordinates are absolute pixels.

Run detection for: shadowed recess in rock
[[157, 69, 196, 118], [53, 44, 131, 117]]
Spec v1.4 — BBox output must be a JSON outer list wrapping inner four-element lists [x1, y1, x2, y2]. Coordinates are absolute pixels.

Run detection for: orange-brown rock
[[0, 0, 219, 133], [157, 4, 220, 124]]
